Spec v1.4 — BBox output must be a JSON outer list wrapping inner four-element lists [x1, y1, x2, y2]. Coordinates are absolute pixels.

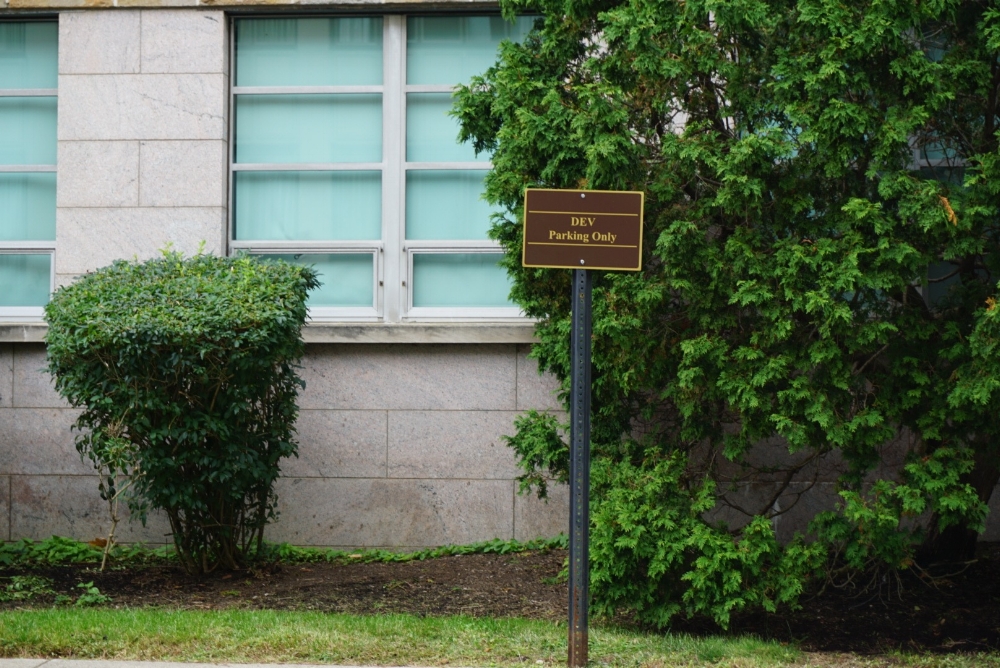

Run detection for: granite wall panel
[[703, 481, 843, 541], [0, 408, 85, 476], [514, 481, 568, 542], [4, 342, 567, 547], [11, 344, 62, 409], [387, 410, 521, 480], [687, 437, 846, 485], [0, 476, 9, 542], [771, 482, 840, 543], [10, 475, 170, 544], [299, 344, 518, 411], [515, 343, 563, 412], [0, 345, 12, 409], [140, 10, 227, 75], [9, 334, 998, 546], [58, 10, 141, 75], [56, 207, 226, 275], [54, 10, 231, 277], [58, 74, 227, 142], [981, 483, 1000, 542], [138, 140, 227, 207], [284, 410, 388, 479], [57, 141, 140, 208], [267, 477, 513, 547]]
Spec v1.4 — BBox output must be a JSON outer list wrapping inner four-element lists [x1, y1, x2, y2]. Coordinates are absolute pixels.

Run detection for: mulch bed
[[4, 544, 1000, 655]]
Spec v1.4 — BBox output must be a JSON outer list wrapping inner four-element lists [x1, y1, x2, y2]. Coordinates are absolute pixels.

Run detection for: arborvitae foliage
[[455, 1, 1000, 627], [45, 252, 318, 574]]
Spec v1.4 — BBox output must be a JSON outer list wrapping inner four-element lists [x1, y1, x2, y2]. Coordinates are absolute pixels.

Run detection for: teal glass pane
[[406, 170, 495, 240], [235, 94, 381, 164], [0, 97, 56, 165], [234, 171, 381, 241], [235, 18, 382, 87], [918, 165, 964, 185], [412, 253, 513, 307], [407, 93, 480, 162], [926, 261, 961, 307], [0, 173, 56, 241], [0, 22, 57, 89], [261, 253, 374, 307], [0, 253, 50, 306], [922, 140, 958, 162], [407, 16, 535, 85]]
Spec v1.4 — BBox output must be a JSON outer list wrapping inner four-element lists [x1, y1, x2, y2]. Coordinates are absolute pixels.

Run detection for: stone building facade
[[4, 5, 1000, 548], [0, 6, 569, 548]]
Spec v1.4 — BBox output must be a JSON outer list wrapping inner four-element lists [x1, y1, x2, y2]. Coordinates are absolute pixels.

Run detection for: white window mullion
[[0, 165, 57, 173], [0, 89, 57, 97], [233, 163, 383, 172], [226, 21, 236, 257], [404, 162, 492, 170], [231, 240, 384, 251], [0, 242, 56, 251], [403, 84, 454, 94], [404, 240, 503, 250], [233, 85, 383, 95], [383, 15, 405, 324]]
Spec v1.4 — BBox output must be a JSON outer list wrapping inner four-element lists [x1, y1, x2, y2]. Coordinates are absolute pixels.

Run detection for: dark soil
[[4, 544, 1000, 655], [673, 542, 1000, 654]]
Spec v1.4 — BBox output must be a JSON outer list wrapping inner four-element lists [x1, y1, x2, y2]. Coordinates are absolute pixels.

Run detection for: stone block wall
[[0, 342, 170, 543], [271, 343, 568, 548], [55, 9, 228, 285], [0, 341, 569, 547]]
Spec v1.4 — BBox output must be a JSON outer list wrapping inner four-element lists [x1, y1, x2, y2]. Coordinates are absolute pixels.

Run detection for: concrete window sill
[[0, 322, 538, 344]]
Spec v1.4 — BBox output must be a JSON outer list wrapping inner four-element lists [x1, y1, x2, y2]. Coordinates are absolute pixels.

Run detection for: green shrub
[[45, 251, 318, 574], [455, 0, 999, 628]]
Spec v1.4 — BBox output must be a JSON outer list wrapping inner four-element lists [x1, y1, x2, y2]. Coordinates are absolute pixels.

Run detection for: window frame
[[227, 13, 525, 323], [0, 18, 57, 322]]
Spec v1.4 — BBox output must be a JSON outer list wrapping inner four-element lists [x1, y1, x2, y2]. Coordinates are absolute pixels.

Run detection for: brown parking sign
[[522, 188, 644, 271]]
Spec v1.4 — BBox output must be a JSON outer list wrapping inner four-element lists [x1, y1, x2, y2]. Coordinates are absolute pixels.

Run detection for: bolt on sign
[[522, 188, 644, 271]]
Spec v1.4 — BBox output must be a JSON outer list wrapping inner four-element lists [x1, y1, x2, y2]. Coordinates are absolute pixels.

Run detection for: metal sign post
[[521, 188, 644, 668], [568, 267, 592, 667]]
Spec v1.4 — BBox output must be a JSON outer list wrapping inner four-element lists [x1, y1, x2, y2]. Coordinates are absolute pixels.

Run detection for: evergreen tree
[[455, 0, 1000, 627]]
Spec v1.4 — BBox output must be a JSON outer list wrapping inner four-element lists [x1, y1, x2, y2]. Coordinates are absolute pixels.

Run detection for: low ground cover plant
[[0, 537, 108, 568], [0, 535, 567, 570], [0, 575, 55, 602], [44, 252, 318, 574]]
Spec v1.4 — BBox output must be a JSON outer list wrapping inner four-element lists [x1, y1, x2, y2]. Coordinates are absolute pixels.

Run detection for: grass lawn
[[0, 608, 999, 668]]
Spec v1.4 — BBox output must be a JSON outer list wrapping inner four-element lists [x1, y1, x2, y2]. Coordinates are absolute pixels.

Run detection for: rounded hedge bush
[[45, 251, 319, 573]]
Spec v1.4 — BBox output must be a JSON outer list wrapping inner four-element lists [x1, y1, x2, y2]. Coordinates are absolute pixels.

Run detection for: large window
[[230, 15, 533, 321], [0, 21, 56, 319]]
